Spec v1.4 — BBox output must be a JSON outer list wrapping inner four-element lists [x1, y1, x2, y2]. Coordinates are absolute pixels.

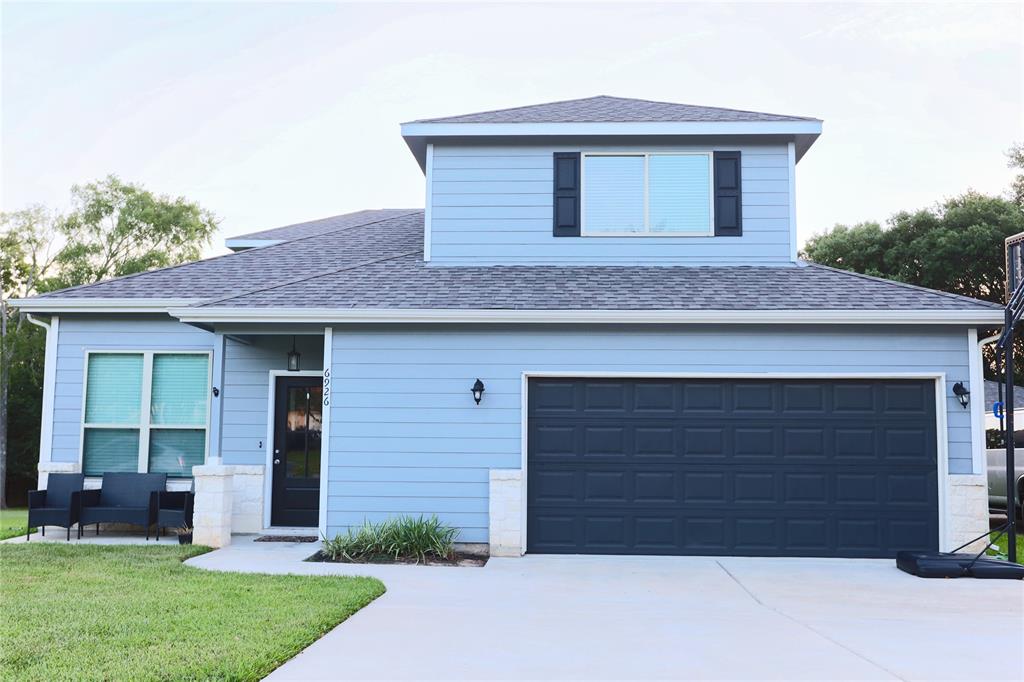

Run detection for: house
[[11, 95, 1001, 558]]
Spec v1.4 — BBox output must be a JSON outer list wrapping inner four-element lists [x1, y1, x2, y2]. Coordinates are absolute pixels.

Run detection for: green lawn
[[987, 527, 1024, 560], [0, 508, 30, 541], [0, 544, 385, 681]]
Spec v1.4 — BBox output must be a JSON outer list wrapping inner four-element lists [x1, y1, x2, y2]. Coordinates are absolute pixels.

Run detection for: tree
[[802, 191, 1024, 382], [1009, 142, 1024, 210], [43, 176, 217, 291], [0, 177, 217, 507]]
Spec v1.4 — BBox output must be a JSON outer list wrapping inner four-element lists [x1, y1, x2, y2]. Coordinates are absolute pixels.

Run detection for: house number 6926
[[322, 367, 331, 407]]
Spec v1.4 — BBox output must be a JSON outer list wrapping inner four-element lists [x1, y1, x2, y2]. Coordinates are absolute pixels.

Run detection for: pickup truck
[[987, 448, 1024, 523]]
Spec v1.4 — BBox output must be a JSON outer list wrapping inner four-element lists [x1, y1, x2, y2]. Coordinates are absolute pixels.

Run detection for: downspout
[[25, 314, 57, 486]]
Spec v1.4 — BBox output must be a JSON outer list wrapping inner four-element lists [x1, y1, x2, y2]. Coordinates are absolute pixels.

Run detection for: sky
[[2, 1, 1022, 257]]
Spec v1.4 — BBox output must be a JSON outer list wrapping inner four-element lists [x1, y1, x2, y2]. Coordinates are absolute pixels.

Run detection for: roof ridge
[[36, 209, 423, 299], [198, 249, 423, 307], [804, 262, 1001, 309]]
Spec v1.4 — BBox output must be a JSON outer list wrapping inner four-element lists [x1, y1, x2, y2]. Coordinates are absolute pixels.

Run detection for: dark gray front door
[[527, 378, 939, 558], [271, 376, 322, 527]]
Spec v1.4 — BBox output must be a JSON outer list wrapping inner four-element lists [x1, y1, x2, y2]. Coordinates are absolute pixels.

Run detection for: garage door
[[527, 378, 939, 558]]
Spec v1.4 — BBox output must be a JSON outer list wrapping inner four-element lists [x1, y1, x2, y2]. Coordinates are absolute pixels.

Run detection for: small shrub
[[322, 515, 458, 563]]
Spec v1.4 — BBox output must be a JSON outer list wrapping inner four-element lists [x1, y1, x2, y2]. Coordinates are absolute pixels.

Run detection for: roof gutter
[[169, 307, 1005, 326], [7, 298, 202, 314]]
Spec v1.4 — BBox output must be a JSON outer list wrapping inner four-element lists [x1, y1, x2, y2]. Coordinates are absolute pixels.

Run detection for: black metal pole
[[1005, 306, 1017, 563]]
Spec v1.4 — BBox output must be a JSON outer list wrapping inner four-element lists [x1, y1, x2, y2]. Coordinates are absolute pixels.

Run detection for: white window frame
[[79, 350, 213, 476], [580, 151, 715, 237]]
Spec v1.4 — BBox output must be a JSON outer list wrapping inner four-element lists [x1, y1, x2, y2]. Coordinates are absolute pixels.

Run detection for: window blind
[[151, 354, 209, 425]]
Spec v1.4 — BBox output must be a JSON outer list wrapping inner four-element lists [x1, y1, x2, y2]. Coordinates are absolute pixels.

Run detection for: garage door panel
[[527, 378, 939, 558]]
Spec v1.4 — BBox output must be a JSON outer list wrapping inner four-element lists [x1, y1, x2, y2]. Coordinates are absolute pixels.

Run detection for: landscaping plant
[[322, 515, 458, 563]]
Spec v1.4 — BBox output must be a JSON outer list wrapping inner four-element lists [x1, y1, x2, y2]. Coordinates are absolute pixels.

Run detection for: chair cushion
[[28, 508, 74, 526], [99, 473, 166, 508], [80, 506, 150, 525]]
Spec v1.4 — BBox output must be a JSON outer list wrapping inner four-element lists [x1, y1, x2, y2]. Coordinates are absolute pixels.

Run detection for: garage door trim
[[520, 371, 950, 553]]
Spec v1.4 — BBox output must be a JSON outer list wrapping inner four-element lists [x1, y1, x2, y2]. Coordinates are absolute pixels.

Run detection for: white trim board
[[171, 308, 1005, 326], [401, 120, 823, 139], [262, 369, 324, 530], [968, 328, 985, 475], [519, 371, 953, 554], [423, 144, 434, 262], [787, 141, 798, 263], [318, 327, 333, 537]]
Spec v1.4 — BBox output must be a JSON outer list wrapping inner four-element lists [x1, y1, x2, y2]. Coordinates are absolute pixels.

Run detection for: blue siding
[[50, 316, 215, 464], [220, 335, 323, 465], [428, 143, 792, 265], [327, 325, 974, 543]]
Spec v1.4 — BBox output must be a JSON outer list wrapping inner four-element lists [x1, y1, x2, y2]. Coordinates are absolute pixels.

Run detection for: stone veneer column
[[489, 469, 524, 557], [947, 474, 989, 552], [192, 462, 235, 548], [37, 461, 79, 490], [230, 465, 265, 533]]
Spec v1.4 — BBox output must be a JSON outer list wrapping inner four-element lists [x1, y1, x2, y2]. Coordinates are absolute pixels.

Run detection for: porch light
[[287, 336, 301, 372], [952, 381, 970, 409], [471, 379, 485, 405]]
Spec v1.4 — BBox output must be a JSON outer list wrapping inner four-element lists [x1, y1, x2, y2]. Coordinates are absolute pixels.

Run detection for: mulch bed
[[307, 551, 488, 567], [254, 535, 319, 543]]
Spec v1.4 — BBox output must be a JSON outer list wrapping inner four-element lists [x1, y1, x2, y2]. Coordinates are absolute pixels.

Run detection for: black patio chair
[[27, 473, 85, 541], [155, 480, 194, 541], [78, 472, 167, 540]]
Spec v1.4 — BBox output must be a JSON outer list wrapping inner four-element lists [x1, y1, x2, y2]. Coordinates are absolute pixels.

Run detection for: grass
[[0, 544, 385, 681], [0, 508, 31, 541], [986, 527, 1024, 560]]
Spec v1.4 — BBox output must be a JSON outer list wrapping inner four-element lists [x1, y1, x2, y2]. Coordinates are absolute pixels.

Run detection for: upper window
[[82, 351, 210, 478], [581, 152, 713, 236]]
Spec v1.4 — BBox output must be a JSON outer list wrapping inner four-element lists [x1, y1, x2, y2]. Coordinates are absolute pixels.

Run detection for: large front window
[[582, 152, 713, 236], [82, 351, 210, 477]]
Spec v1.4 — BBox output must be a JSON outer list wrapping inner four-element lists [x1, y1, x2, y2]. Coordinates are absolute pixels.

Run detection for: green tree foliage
[[1009, 142, 1024, 210], [803, 191, 1024, 382], [1, 177, 217, 504], [42, 176, 217, 291], [803, 192, 1024, 304]]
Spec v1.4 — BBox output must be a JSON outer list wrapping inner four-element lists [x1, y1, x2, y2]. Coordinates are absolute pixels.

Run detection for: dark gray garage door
[[527, 378, 939, 558]]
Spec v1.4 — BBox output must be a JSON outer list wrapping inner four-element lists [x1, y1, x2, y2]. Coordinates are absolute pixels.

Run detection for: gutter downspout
[[25, 314, 58, 487]]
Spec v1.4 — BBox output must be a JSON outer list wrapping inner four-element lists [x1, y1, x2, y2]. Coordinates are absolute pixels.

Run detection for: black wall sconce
[[471, 379, 485, 405], [287, 335, 301, 372], [952, 381, 970, 409]]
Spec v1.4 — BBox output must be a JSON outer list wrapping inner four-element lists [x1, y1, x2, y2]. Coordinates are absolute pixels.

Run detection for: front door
[[271, 376, 323, 527]]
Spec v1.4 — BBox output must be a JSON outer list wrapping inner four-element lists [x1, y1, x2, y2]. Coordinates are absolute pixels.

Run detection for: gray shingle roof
[[409, 96, 818, 124], [985, 380, 1024, 408], [229, 208, 417, 242], [36, 210, 423, 300], [30, 209, 998, 312]]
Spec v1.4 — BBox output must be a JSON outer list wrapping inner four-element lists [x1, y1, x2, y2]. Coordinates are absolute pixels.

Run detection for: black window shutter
[[714, 151, 742, 237], [552, 152, 580, 237]]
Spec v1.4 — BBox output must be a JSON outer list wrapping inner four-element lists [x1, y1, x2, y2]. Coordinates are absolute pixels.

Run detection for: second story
[[401, 96, 821, 266]]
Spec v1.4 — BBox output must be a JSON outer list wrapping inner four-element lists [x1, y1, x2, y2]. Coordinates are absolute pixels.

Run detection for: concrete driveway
[[189, 541, 1024, 680]]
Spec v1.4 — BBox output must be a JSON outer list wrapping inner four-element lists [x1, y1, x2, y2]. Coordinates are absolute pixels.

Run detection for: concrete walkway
[[184, 537, 1024, 681]]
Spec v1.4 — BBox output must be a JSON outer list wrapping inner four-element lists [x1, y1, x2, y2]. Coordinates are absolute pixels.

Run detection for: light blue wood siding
[[327, 324, 974, 543], [429, 143, 793, 265], [50, 316, 215, 464], [220, 335, 323, 465]]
